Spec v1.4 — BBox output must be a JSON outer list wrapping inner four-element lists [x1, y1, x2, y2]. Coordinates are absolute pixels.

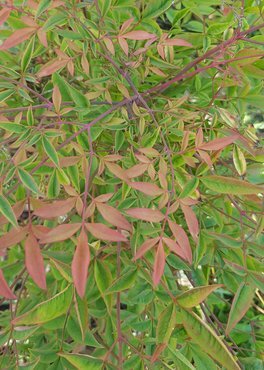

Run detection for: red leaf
[[163, 38, 192, 47], [32, 225, 51, 239], [105, 162, 129, 181], [153, 240, 165, 286], [72, 229, 90, 298], [128, 181, 164, 196], [122, 30, 156, 40], [37, 58, 69, 78], [120, 18, 134, 33], [94, 193, 114, 203], [162, 237, 189, 263], [0, 227, 27, 254], [0, 8, 11, 26], [133, 237, 160, 260], [198, 134, 238, 151], [39, 223, 81, 244], [34, 198, 76, 219], [96, 203, 132, 232], [168, 220, 192, 263], [0, 27, 36, 50], [85, 223, 127, 242], [118, 36, 129, 55], [181, 204, 199, 242], [25, 233, 46, 290], [0, 269, 16, 299], [126, 208, 165, 223], [124, 164, 149, 178]]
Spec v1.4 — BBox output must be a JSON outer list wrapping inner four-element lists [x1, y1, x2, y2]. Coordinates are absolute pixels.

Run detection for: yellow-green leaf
[[12, 285, 73, 326], [59, 353, 102, 370], [226, 282, 255, 335], [201, 176, 263, 194], [180, 309, 240, 370], [156, 303, 176, 344], [42, 136, 59, 167], [233, 146, 246, 176], [17, 168, 41, 195], [176, 285, 223, 308]]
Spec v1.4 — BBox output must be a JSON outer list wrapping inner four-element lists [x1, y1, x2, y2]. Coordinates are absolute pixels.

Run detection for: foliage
[[0, 0, 263, 369]]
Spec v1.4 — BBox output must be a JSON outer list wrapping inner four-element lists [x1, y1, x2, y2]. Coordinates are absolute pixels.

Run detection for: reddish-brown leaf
[[0, 227, 28, 254], [0, 269, 16, 299], [25, 233, 46, 290], [118, 36, 129, 55], [105, 162, 128, 181], [52, 85, 61, 113], [0, 27, 36, 50], [199, 134, 239, 151], [197, 149, 212, 167], [0, 8, 11, 26], [37, 28, 48, 47], [96, 202, 132, 232], [94, 193, 114, 203], [163, 38, 192, 47], [162, 237, 189, 262], [34, 198, 76, 219], [181, 204, 199, 242], [153, 240, 165, 286], [168, 220, 192, 263], [122, 30, 155, 40], [126, 208, 165, 223], [120, 18, 134, 33], [128, 181, 164, 196], [85, 223, 127, 242], [103, 37, 115, 55], [37, 58, 69, 78], [124, 163, 149, 178], [72, 229, 90, 298], [32, 225, 51, 239], [39, 224, 81, 244], [46, 156, 81, 168], [133, 237, 160, 260], [195, 127, 204, 147]]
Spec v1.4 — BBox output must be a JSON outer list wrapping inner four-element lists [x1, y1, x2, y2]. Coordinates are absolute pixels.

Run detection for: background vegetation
[[0, 0, 263, 369]]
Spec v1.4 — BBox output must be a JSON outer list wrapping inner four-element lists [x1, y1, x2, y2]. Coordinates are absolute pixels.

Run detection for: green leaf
[[0, 122, 27, 133], [179, 177, 199, 198], [0, 195, 18, 228], [51, 74, 88, 107], [106, 267, 137, 294], [143, 0, 172, 18], [200, 176, 263, 194], [17, 168, 41, 195], [36, 0, 52, 18], [59, 353, 102, 370], [98, 0, 111, 16], [167, 345, 196, 370], [47, 169, 60, 198], [226, 282, 255, 335], [42, 12, 67, 31], [42, 136, 59, 167], [13, 285, 73, 326], [180, 309, 240, 370], [21, 36, 35, 72], [176, 285, 222, 308], [156, 303, 176, 344]]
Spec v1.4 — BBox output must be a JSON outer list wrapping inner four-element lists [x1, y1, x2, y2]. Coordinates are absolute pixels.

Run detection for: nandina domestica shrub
[[0, 1, 263, 369]]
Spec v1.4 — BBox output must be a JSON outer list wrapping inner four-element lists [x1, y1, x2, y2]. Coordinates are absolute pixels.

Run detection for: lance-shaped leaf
[[180, 309, 240, 370], [124, 163, 149, 178], [233, 146, 246, 176], [96, 202, 132, 232], [0, 269, 16, 299], [0, 195, 18, 228], [200, 176, 263, 194], [39, 223, 81, 244], [0, 27, 36, 50], [122, 30, 155, 40], [34, 198, 76, 219], [25, 233, 46, 290], [162, 237, 190, 263], [0, 199, 25, 226], [176, 285, 223, 308], [156, 302, 176, 344], [126, 208, 165, 222], [37, 58, 69, 78], [226, 282, 255, 335], [17, 168, 41, 195], [85, 223, 127, 242], [0, 8, 11, 26], [12, 285, 73, 326], [42, 136, 59, 167], [106, 268, 137, 294], [163, 38, 192, 47], [181, 204, 199, 242], [0, 227, 28, 253], [168, 220, 192, 263], [72, 229, 90, 298], [59, 353, 102, 370], [153, 240, 165, 286], [134, 237, 160, 260], [129, 181, 164, 196], [198, 134, 238, 151]]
